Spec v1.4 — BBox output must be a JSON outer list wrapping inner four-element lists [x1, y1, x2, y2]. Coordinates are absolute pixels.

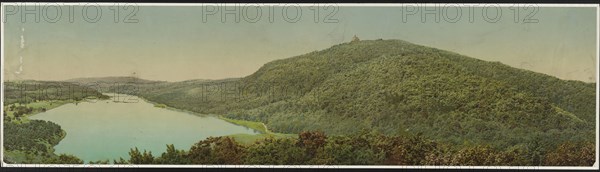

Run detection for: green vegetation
[[2, 119, 80, 164], [3, 120, 64, 153], [99, 39, 595, 154], [225, 133, 297, 145], [45, 154, 85, 164], [218, 116, 296, 144], [6, 39, 596, 165], [219, 116, 270, 134], [154, 104, 167, 108], [113, 131, 594, 166], [4, 100, 73, 124], [3, 81, 105, 164], [67, 76, 163, 84], [3, 80, 109, 106]]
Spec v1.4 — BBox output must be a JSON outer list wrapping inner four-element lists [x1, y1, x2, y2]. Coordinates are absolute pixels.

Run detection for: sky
[[2, 5, 598, 82]]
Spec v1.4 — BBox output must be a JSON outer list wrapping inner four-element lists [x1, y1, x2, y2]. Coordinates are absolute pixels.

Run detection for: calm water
[[30, 94, 259, 162]]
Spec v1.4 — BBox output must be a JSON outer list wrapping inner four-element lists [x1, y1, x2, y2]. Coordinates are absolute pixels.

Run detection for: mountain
[[65, 76, 168, 94], [66, 76, 164, 84], [72, 39, 596, 150]]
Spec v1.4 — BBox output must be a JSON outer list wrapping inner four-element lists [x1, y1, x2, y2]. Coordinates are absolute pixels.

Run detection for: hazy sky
[[2, 5, 597, 82]]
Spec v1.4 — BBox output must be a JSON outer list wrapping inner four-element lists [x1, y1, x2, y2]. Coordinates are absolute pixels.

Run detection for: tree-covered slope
[[3, 80, 110, 105], [78, 39, 595, 150], [221, 40, 595, 149]]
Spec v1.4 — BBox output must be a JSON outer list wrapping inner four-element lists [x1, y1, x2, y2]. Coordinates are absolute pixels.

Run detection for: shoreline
[[3, 93, 296, 163], [3, 100, 77, 164], [114, 93, 281, 135], [108, 93, 297, 144], [106, 93, 214, 118]]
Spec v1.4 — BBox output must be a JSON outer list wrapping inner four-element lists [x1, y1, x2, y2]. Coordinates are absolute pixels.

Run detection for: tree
[[128, 147, 154, 164], [212, 137, 246, 164], [246, 137, 306, 165], [155, 144, 189, 164], [385, 135, 437, 165], [113, 157, 129, 164], [187, 137, 247, 164], [45, 154, 83, 164], [298, 131, 327, 157], [187, 137, 219, 164], [312, 131, 385, 165], [447, 145, 527, 166], [544, 141, 595, 166], [13, 111, 22, 119]]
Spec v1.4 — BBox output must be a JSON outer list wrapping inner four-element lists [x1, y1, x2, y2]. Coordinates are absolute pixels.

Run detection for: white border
[[0, 2, 598, 170]]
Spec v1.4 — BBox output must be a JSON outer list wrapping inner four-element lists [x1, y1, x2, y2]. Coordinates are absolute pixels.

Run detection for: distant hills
[[66, 76, 164, 84], [3, 80, 109, 105], [66, 39, 596, 150]]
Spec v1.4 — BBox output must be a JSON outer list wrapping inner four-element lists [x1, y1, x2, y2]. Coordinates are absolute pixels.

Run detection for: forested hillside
[[66, 76, 163, 85], [233, 40, 595, 150], [72, 39, 596, 153], [3, 80, 110, 105]]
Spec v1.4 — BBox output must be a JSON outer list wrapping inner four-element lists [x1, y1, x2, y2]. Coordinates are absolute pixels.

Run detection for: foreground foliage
[[116, 131, 594, 166], [3, 120, 64, 154]]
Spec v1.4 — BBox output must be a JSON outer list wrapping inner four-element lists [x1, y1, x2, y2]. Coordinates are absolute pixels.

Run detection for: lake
[[30, 94, 259, 163]]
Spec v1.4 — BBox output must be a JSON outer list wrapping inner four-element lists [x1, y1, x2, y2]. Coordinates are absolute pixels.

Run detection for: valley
[[2, 39, 596, 166]]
